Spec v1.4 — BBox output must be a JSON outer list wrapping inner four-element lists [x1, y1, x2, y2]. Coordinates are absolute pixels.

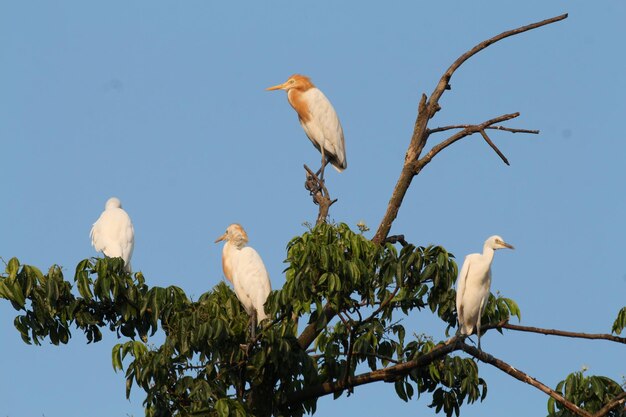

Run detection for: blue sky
[[1, 1, 625, 416]]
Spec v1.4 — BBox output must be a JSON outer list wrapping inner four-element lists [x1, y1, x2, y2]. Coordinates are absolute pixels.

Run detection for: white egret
[[456, 235, 514, 349], [267, 74, 346, 179], [215, 224, 272, 337], [90, 197, 135, 272]]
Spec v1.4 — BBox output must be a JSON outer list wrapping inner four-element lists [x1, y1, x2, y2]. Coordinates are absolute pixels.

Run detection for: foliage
[[0, 223, 621, 417], [612, 307, 626, 335], [548, 371, 626, 417]]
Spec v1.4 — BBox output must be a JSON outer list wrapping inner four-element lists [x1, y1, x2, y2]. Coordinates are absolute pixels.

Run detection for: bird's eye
[[289, 79, 295, 84]]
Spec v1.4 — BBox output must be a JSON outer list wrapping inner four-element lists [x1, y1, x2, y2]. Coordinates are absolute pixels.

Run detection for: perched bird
[[267, 74, 346, 179], [215, 224, 272, 337], [90, 197, 135, 272], [456, 235, 514, 349]]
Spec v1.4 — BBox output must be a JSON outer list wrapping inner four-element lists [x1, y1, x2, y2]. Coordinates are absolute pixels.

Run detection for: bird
[[90, 197, 135, 272], [456, 235, 514, 349], [215, 224, 272, 338], [267, 74, 346, 179]]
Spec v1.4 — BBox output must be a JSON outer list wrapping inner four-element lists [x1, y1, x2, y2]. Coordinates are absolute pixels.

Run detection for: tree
[[1, 13, 624, 417]]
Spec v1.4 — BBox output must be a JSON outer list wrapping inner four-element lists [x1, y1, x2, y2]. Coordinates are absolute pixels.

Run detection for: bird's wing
[[233, 247, 272, 320], [303, 88, 346, 170], [90, 208, 134, 271], [455, 255, 471, 325]]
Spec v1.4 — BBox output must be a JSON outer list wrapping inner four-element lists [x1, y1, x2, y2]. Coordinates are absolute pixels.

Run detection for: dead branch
[[372, 13, 568, 244], [459, 342, 593, 417], [304, 164, 337, 225], [485, 321, 626, 344], [416, 112, 520, 171], [479, 129, 510, 165], [429, 124, 540, 134]]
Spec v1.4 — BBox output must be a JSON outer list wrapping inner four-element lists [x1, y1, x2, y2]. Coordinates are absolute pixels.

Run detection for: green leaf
[[112, 344, 123, 372], [547, 397, 556, 415], [215, 399, 229, 417], [395, 379, 408, 402]]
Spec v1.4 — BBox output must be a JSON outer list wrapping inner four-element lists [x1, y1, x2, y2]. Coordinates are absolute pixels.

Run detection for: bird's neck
[[226, 239, 246, 251], [287, 88, 312, 123], [482, 245, 495, 263]]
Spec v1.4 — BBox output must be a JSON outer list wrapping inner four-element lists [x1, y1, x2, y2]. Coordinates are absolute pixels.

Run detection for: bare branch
[[429, 124, 539, 134], [429, 14, 568, 108], [486, 321, 626, 344], [480, 129, 510, 165], [459, 343, 593, 417], [416, 113, 520, 171], [372, 14, 567, 244]]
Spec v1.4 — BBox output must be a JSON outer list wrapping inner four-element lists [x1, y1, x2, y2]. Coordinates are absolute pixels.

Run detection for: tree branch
[[384, 234, 409, 247], [429, 124, 539, 134], [304, 164, 337, 225], [486, 321, 626, 344], [372, 13, 568, 244], [593, 392, 626, 417], [289, 336, 460, 404], [429, 14, 568, 109], [297, 303, 337, 350], [479, 129, 510, 165], [459, 342, 593, 417], [416, 113, 520, 172]]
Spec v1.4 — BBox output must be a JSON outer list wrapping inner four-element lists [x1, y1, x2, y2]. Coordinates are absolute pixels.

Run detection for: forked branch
[[303, 164, 337, 225], [372, 13, 568, 244]]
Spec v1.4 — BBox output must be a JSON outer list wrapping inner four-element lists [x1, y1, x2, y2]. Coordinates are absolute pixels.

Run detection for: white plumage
[[90, 197, 135, 272], [456, 235, 514, 349], [215, 224, 271, 327], [267, 74, 346, 177]]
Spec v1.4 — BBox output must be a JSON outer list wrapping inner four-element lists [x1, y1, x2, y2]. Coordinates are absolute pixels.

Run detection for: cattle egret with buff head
[[215, 224, 272, 338], [267, 74, 347, 179]]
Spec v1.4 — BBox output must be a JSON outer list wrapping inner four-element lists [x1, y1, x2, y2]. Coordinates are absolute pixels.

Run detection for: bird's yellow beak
[[266, 82, 287, 91], [214, 233, 227, 243]]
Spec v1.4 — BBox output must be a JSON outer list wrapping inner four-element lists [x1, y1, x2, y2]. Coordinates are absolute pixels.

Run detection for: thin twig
[[460, 342, 592, 417], [485, 321, 626, 344], [417, 113, 520, 172], [429, 124, 539, 134], [479, 129, 510, 165], [362, 286, 401, 325]]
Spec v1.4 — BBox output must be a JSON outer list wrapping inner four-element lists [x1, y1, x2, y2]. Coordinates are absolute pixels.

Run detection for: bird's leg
[[316, 147, 328, 181], [249, 311, 257, 341], [476, 300, 486, 351]]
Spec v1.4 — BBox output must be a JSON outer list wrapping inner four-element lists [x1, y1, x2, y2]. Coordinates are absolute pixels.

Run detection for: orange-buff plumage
[[267, 74, 347, 177]]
